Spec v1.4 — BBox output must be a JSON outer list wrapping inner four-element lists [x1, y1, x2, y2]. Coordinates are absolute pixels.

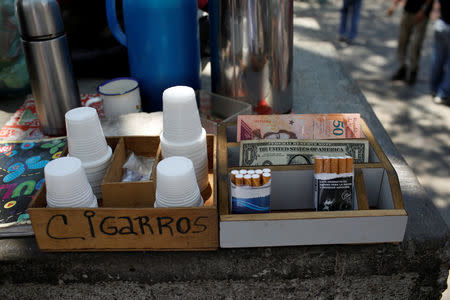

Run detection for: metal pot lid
[[15, 0, 64, 39]]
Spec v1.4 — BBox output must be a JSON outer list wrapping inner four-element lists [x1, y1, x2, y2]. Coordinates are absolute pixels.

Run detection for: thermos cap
[[15, 0, 64, 39]]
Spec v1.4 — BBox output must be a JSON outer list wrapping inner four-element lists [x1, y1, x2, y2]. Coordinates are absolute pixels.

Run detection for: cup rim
[[69, 146, 112, 169], [97, 77, 139, 96]]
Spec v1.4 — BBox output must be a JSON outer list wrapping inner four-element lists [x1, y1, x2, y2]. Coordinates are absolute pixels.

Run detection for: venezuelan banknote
[[237, 114, 362, 142], [239, 139, 369, 166]]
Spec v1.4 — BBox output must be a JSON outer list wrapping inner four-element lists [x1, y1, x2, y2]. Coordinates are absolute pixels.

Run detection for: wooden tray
[[28, 135, 218, 252], [217, 119, 407, 247]]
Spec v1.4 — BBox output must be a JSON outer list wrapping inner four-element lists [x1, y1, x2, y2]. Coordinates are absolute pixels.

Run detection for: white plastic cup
[[162, 86, 202, 143], [160, 128, 209, 191], [155, 156, 203, 207], [94, 77, 142, 119], [65, 107, 109, 163], [81, 146, 113, 199], [45, 157, 96, 208]]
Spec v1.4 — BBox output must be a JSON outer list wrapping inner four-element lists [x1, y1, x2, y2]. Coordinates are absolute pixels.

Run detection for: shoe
[[338, 36, 348, 43], [391, 66, 407, 81], [407, 70, 417, 85], [433, 96, 446, 104]]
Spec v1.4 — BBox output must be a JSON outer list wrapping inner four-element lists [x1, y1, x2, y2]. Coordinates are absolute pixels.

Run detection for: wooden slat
[[30, 204, 219, 251], [217, 124, 231, 215], [220, 209, 407, 222], [387, 170, 405, 209], [228, 164, 313, 172], [354, 163, 384, 169], [360, 120, 405, 209], [354, 168, 370, 210]]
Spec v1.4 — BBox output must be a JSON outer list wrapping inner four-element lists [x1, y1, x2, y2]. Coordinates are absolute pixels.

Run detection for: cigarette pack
[[230, 169, 271, 214], [314, 156, 354, 211]]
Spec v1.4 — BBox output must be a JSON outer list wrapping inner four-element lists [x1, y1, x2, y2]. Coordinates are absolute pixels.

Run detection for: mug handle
[[85, 96, 102, 107]]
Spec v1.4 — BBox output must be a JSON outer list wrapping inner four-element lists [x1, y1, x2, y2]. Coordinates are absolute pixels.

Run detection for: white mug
[[87, 78, 142, 119]]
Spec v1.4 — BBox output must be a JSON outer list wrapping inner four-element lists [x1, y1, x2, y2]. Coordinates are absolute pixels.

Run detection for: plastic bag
[[0, 0, 29, 97], [121, 151, 155, 182]]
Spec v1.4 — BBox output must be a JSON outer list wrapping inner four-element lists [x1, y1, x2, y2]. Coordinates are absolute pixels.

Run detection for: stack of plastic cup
[[45, 157, 98, 208], [160, 86, 209, 192], [154, 156, 203, 208], [65, 107, 112, 198]]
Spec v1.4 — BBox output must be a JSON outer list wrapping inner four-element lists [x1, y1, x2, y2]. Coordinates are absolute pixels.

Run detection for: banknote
[[239, 139, 369, 166], [237, 114, 362, 142]]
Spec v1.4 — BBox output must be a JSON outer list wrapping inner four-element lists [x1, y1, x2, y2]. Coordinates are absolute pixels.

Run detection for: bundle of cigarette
[[230, 168, 271, 214], [313, 156, 354, 211]]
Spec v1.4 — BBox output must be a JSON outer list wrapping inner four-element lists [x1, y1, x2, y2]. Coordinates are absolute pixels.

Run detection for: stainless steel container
[[16, 0, 80, 136], [209, 0, 293, 114]]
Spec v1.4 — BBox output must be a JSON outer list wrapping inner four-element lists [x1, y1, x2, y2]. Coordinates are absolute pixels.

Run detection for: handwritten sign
[[46, 211, 209, 240], [30, 204, 218, 250]]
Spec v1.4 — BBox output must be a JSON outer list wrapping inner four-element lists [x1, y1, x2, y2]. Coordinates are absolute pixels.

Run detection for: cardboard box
[[217, 120, 408, 247], [28, 135, 218, 251]]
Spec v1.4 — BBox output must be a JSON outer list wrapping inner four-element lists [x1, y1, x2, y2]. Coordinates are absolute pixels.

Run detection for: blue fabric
[[430, 19, 450, 99], [339, 0, 363, 40]]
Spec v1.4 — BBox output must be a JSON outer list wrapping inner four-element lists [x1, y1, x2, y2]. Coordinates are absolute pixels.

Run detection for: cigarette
[[346, 156, 354, 173], [338, 157, 346, 174], [331, 158, 339, 174], [262, 168, 271, 173], [239, 169, 247, 175], [314, 156, 323, 174], [251, 174, 261, 187], [235, 174, 244, 186], [230, 170, 239, 184], [255, 169, 263, 175], [262, 172, 271, 185], [247, 170, 255, 175], [244, 174, 252, 186], [323, 157, 331, 173]]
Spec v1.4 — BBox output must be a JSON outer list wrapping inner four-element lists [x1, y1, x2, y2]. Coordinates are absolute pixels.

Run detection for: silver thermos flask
[[15, 0, 80, 136], [209, 0, 294, 114]]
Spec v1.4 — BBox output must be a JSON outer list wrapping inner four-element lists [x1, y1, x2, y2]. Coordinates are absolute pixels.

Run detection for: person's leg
[[348, 0, 362, 40], [339, 0, 351, 38], [436, 23, 450, 100], [408, 16, 429, 84], [430, 21, 447, 97], [392, 12, 414, 80]]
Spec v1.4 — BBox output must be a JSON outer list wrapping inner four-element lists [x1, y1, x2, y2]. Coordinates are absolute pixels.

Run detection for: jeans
[[430, 19, 450, 99], [339, 0, 363, 40], [397, 11, 429, 71]]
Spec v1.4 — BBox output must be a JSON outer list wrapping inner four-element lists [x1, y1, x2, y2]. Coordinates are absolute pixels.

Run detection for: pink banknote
[[237, 114, 361, 141]]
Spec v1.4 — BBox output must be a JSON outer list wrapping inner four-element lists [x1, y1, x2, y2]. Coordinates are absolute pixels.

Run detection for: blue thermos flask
[[106, 0, 201, 112]]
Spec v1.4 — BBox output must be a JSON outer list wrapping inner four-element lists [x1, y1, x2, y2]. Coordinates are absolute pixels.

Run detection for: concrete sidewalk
[[301, 0, 450, 228]]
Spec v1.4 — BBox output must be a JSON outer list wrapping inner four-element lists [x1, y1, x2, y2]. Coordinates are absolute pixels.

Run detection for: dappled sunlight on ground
[[309, 0, 450, 229]]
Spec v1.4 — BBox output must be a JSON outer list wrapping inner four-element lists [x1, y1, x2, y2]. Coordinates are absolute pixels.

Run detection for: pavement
[[0, 0, 449, 299], [305, 0, 450, 229]]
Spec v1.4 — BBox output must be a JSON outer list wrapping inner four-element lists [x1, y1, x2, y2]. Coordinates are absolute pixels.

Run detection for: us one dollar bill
[[239, 139, 369, 166]]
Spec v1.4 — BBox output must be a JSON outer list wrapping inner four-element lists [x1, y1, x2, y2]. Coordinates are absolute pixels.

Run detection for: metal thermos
[[209, 0, 293, 114], [15, 0, 80, 136]]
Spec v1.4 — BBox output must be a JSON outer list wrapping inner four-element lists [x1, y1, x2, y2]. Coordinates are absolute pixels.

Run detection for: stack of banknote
[[237, 114, 369, 166]]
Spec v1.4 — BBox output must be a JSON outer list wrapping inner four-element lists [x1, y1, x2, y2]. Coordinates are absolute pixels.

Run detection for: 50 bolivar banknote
[[237, 114, 362, 142], [239, 139, 369, 166]]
